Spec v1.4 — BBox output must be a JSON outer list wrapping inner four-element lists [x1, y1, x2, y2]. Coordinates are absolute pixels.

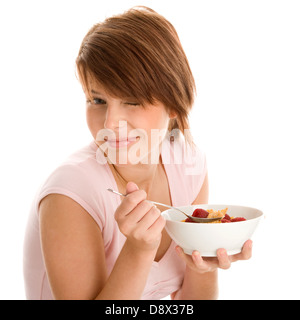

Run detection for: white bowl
[[162, 204, 263, 257]]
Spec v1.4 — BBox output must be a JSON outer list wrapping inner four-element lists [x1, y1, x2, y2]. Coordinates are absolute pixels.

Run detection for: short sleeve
[[35, 163, 105, 231]]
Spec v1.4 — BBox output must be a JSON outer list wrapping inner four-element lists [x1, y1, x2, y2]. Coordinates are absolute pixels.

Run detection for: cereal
[[207, 208, 228, 219], [183, 208, 246, 223]]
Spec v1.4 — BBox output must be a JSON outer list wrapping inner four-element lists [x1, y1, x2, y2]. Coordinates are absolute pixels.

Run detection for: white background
[[0, 0, 299, 300]]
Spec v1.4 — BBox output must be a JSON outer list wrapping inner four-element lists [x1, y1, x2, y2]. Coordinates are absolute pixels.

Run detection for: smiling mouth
[[104, 136, 140, 148]]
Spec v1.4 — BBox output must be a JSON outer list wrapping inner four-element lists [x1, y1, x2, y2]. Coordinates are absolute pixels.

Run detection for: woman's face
[[85, 80, 173, 166]]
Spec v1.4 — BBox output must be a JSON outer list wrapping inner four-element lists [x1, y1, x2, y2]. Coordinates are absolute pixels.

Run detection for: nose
[[104, 101, 123, 130]]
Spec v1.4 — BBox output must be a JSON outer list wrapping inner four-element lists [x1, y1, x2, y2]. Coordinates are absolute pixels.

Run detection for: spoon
[[107, 188, 222, 223]]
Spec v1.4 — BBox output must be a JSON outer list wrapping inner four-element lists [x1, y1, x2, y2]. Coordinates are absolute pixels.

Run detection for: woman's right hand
[[114, 182, 166, 252]]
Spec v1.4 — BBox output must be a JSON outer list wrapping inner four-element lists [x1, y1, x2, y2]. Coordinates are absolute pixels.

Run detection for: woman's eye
[[86, 98, 140, 107], [125, 102, 139, 106], [93, 98, 106, 105]]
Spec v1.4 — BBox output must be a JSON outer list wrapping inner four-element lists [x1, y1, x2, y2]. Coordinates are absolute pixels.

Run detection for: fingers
[[242, 240, 253, 260], [124, 201, 164, 233], [137, 205, 163, 230], [114, 182, 165, 251], [231, 240, 253, 262], [216, 249, 231, 270], [217, 240, 253, 267], [115, 187, 147, 219], [116, 182, 163, 228], [175, 245, 230, 271], [122, 200, 154, 225], [175, 246, 193, 266], [175, 240, 253, 273], [175, 247, 215, 273], [191, 251, 212, 272], [126, 181, 139, 194]]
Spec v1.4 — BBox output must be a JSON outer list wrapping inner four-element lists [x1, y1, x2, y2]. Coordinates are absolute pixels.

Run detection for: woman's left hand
[[175, 240, 253, 274]]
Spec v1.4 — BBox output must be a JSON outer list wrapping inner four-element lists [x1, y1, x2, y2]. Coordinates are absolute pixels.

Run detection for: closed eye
[[125, 102, 139, 106], [86, 97, 140, 107]]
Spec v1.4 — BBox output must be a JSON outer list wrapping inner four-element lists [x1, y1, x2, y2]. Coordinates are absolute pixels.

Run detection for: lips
[[104, 136, 140, 148]]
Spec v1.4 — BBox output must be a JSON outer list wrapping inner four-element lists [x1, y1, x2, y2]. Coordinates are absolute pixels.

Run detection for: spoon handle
[[107, 188, 126, 197], [107, 188, 186, 215], [107, 188, 221, 222]]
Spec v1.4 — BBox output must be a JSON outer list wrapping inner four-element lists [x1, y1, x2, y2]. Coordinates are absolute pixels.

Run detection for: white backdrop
[[0, 0, 299, 300]]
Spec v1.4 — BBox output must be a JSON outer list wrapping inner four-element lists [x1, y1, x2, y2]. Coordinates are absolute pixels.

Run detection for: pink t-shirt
[[23, 136, 207, 300]]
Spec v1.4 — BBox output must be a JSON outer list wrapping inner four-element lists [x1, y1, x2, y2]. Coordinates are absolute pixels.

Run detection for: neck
[[110, 160, 161, 195]]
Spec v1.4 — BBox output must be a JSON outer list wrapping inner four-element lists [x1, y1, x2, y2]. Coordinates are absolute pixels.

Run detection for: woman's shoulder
[[35, 142, 114, 227], [43, 141, 108, 187]]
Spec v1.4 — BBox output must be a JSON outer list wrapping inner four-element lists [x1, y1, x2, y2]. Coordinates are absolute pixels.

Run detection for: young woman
[[23, 6, 252, 300]]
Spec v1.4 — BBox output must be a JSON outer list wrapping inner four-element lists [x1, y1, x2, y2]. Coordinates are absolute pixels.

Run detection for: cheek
[[86, 109, 104, 139], [137, 110, 170, 149], [138, 109, 170, 131]]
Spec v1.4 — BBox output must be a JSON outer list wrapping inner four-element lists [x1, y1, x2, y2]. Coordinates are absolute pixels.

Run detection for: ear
[[168, 110, 177, 119]]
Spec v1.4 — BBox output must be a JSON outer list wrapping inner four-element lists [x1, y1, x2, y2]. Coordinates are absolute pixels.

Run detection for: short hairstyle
[[76, 6, 196, 141]]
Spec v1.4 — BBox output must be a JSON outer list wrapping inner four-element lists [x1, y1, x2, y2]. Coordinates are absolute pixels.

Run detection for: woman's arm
[[39, 182, 165, 300]]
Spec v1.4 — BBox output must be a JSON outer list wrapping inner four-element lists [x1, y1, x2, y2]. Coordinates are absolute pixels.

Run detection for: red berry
[[231, 217, 246, 222], [221, 218, 232, 223], [224, 214, 231, 220], [185, 217, 196, 223], [192, 208, 209, 218]]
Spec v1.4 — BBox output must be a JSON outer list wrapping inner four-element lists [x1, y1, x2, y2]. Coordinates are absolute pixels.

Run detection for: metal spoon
[[107, 188, 222, 223]]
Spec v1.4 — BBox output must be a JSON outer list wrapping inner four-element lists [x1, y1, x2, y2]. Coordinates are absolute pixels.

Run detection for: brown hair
[[76, 6, 196, 142]]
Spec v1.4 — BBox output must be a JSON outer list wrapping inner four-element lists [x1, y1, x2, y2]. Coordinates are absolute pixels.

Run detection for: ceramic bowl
[[162, 204, 263, 257]]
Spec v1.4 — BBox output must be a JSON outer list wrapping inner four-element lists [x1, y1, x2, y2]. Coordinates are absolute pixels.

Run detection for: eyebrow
[[91, 89, 103, 95], [90, 89, 139, 103]]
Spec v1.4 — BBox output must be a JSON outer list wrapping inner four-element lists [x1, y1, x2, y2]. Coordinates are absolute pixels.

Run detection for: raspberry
[[224, 214, 231, 220], [221, 218, 232, 223], [185, 217, 196, 223], [192, 208, 209, 218], [231, 217, 246, 222]]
